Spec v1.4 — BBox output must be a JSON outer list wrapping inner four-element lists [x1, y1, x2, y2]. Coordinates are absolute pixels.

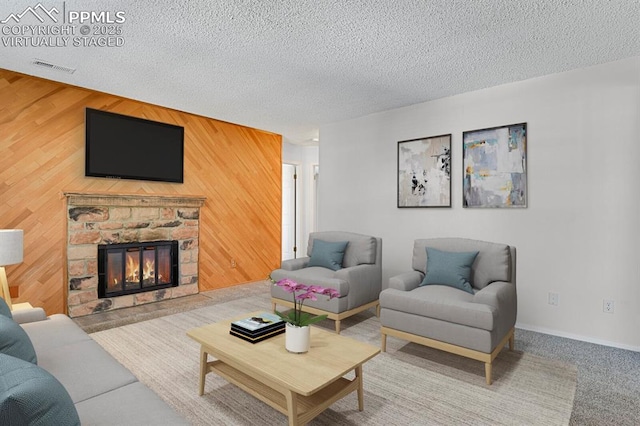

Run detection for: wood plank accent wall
[[0, 69, 282, 315]]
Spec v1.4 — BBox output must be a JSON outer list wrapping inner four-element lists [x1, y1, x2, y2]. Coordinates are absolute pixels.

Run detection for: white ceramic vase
[[285, 323, 310, 353]]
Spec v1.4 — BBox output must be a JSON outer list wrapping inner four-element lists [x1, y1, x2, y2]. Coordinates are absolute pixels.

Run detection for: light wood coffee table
[[187, 311, 379, 426]]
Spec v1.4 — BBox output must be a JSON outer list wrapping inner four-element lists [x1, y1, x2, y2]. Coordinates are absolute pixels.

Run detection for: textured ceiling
[[1, 0, 639, 144]]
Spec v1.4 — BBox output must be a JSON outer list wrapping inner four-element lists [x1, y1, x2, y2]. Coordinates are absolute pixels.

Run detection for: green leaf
[[275, 309, 328, 327], [274, 310, 300, 325], [299, 314, 328, 327]]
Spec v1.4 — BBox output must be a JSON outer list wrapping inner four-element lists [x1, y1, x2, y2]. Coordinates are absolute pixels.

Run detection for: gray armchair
[[379, 238, 516, 385], [271, 231, 382, 333]]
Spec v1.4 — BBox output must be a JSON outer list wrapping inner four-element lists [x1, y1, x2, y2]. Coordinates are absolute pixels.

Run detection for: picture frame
[[397, 134, 451, 208], [462, 122, 527, 208]]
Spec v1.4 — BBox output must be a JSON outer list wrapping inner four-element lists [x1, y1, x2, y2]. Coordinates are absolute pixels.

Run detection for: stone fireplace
[[64, 192, 206, 317]]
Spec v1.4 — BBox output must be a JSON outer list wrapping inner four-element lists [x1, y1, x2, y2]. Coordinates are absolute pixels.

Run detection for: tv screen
[[85, 108, 184, 183]]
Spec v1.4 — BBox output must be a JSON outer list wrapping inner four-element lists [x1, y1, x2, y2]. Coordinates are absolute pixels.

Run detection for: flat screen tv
[[85, 108, 184, 183]]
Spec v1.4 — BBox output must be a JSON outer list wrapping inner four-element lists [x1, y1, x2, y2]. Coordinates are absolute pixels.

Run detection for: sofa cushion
[[412, 238, 511, 289], [75, 382, 188, 425], [308, 232, 377, 267], [342, 236, 377, 267], [0, 298, 12, 319], [270, 267, 349, 296], [420, 247, 478, 294], [307, 240, 348, 271], [21, 314, 92, 353], [379, 286, 496, 331], [0, 316, 37, 364], [35, 339, 137, 404], [271, 266, 351, 314], [471, 243, 511, 289], [0, 353, 80, 426]]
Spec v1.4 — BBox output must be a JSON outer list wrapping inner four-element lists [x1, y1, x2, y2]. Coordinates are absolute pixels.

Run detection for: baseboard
[[516, 322, 640, 353]]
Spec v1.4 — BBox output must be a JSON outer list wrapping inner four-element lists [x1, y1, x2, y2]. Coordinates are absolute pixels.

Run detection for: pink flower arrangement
[[270, 277, 340, 327]]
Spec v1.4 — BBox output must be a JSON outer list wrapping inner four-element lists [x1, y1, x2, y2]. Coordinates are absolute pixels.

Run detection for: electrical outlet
[[548, 292, 559, 306], [230, 259, 236, 268], [603, 300, 614, 314]]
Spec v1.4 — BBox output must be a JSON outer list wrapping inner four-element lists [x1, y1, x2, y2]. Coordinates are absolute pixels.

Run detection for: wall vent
[[31, 59, 76, 74]]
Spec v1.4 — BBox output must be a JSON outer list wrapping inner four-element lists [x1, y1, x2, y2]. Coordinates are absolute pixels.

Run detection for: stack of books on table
[[230, 312, 285, 344]]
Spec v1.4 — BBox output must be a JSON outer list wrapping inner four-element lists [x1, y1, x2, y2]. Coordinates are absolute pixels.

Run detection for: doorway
[[282, 163, 298, 261]]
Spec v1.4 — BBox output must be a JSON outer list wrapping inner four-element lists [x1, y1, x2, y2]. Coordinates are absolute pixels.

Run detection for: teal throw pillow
[[0, 315, 37, 364], [420, 247, 479, 294], [0, 298, 12, 319], [307, 240, 349, 271], [0, 353, 81, 426]]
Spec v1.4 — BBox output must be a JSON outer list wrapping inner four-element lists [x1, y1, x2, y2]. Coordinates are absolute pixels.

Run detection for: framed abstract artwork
[[398, 134, 451, 208], [462, 122, 527, 208]]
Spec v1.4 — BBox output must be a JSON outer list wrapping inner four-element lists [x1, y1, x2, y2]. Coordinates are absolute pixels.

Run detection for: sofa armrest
[[472, 281, 517, 334], [12, 307, 47, 324], [335, 264, 381, 291], [335, 264, 382, 308], [472, 281, 516, 309], [388, 271, 423, 291], [280, 257, 310, 271]]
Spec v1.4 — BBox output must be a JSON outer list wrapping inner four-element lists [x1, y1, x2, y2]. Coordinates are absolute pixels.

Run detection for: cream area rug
[[91, 294, 577, 425]]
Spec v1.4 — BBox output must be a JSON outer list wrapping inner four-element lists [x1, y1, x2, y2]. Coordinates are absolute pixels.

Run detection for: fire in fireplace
[[97, 241, 179, 298]]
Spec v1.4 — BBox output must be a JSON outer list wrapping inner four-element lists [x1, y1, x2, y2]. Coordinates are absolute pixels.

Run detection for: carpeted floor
[[517, 328, 640, 426], [90, 292, 577, 425]]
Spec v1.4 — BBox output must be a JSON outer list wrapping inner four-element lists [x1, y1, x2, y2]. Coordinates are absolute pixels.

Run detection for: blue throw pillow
[[0, 315, 37, 364], [420, 247, 479, 294], [307, 240, 349, 271], [0, 353, 80, 426], [0, 298, 12, 319]]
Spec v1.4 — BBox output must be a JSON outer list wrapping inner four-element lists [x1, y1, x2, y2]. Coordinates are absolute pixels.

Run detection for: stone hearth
[[64, 192, 206, 317]]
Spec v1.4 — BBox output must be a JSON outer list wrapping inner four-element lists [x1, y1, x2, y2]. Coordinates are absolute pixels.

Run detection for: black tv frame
[[85, 108, 184, 183]]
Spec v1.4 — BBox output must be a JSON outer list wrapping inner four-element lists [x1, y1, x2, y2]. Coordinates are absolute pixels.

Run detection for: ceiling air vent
[[31, 59, 76, 74]]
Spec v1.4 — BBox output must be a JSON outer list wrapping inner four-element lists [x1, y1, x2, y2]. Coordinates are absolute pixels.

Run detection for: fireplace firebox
[[97, 241, 179, 298]]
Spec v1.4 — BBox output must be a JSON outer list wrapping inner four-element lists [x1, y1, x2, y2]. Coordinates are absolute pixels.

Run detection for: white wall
[[282, 141, 319, 257], [318, 56, 640, 351]]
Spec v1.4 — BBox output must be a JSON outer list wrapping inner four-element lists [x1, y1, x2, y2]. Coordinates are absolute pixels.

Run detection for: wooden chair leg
[[509, 333, 515, 351], [485, 362, 492, 385], [334, 320, 341, 334], [272, 301, 276, 312], [376, 303, 380, 317], [381, 331, 387, 352]]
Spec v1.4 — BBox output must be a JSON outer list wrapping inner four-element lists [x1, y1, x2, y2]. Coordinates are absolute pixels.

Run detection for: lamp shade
[[0, 230, 23, 266]]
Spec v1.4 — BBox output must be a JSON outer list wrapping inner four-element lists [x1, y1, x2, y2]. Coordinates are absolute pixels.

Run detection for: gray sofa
[[379, 238, 516, 385], [271, 231, 382, 333], [10, 308, 188, 425]]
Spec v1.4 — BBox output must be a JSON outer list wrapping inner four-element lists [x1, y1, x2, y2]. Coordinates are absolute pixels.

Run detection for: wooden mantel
[[63, 192, 206, 208]]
